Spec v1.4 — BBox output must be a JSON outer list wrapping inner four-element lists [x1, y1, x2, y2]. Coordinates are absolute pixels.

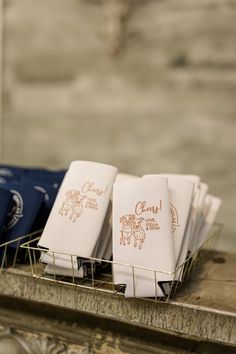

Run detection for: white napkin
[[93, 201, 112, 259], [92, 174, 139, 260], [113, 177, 174, 297], [144, 174, 194, 266], [175, 175, 201, 270], [101, 173, 140, 261], [115, 173, 140, 182], [40, 252, 78, 269], [188, 182, 209, 254], [103, 232, 112, 260], [44, 263, 85, 278], [195, 194, 222, 250], [38, 161, 118, 258]]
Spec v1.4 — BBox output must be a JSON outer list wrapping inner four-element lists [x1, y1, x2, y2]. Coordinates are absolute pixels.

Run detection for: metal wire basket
[[0, 223, 223, 303]]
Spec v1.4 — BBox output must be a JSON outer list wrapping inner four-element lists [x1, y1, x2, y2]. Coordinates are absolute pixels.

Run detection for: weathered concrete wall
[[1, 0, 236, 251]]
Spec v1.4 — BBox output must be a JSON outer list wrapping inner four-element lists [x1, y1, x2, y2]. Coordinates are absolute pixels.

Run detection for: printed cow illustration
[[71, 191, 87, 222], [59, 190, 87, 222], [120, 214, 135, 246], [58, 190, 75, 216], [132, 217, 146, 249]]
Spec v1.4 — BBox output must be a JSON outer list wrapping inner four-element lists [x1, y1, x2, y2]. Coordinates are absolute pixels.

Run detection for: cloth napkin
[[38, 161, 118, 258], [113, 177, 174, 297]]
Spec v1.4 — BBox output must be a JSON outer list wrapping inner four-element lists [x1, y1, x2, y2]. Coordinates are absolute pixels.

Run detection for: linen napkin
[[44, 263, 85, 278], [144, 174, 194, 265], [195, 195, 222, 250], [175, 175, 201, 270], [0, 165, 25, 184], [38, 161, 118, 257], [188, 182, 209, 254], [1, 181, 44, 245], [113, 177, 174, 297], [0, 188, 13, 233]]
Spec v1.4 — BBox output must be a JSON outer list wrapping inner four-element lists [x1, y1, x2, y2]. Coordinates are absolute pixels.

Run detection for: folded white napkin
[[40, 252, 78, 269], [44, 263, 85, 278], [38, 165, 221, 295], [103, 232, 112, 260], [188, 182, 209, 254], [38, 161, 118, 258], [92, 201, 112, 259], [115, 173, 140, 182], [175, 175, 201, 270], [144, 174, 194, 267], [195, 194, 222, 250], [113, 177, 174, 297]]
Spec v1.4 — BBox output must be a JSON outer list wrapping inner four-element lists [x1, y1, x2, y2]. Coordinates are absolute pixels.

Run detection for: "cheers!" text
[[135, 200, 162, 215]]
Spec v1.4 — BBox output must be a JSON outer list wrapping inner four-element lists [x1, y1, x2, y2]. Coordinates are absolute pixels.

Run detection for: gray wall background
[[1, 0, 236, 251]]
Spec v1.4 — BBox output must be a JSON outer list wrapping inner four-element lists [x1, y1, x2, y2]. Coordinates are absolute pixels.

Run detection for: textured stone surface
[[1, 0, 236, 251], [0, 250, 235, 346], [0, 297, 233, 354]]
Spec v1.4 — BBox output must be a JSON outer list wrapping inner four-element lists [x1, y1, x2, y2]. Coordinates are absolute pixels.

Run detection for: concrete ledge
[[0, 250, 235, 346]]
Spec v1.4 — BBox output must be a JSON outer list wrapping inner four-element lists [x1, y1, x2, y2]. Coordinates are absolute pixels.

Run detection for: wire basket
[[0, 229, 43, 271], [0, 223, 223, 303]]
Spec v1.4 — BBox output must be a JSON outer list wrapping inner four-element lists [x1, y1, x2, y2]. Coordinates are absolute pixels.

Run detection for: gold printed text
[[135, 200, 162, 216]]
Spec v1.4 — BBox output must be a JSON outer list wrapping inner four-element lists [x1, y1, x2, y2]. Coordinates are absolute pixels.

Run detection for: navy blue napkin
[[25, 167, 66, 184], [0, 188, 13, 233], [0, 164, 26, 184], [21, 178, 61, 229], [0, 189, 14, 264], [0, 165, 65, 265], [23, 178, 60, 208], [0, 181, 44, 246]]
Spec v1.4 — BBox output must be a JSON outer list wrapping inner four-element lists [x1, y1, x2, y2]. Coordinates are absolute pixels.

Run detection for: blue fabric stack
[[0, 164, 66, 262]]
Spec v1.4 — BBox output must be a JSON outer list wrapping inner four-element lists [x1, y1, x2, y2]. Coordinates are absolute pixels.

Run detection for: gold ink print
[[119, 215, 146, 250], [132, 217, 146, 249], [59, 190, 87, 222], [135, 200, 162, 215], [120, 214, 135, 246], [170, 203, 180, 234]]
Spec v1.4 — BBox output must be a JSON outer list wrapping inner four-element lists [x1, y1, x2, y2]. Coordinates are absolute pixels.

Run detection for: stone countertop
[[0, 249, 235, 349]]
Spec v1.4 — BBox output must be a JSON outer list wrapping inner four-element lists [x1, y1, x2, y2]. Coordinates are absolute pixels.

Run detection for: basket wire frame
[[0, 229, 43, 271], [0, 223, 223, 303]]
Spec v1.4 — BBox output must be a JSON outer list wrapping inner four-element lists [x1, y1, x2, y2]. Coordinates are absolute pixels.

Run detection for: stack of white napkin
[[113, 174, 221, 297], [38, 160, 118, 277], [38, 161, 221, 297]]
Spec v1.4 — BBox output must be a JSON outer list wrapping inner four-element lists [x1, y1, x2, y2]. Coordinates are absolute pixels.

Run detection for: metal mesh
[[0, 223, 223, 303]]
